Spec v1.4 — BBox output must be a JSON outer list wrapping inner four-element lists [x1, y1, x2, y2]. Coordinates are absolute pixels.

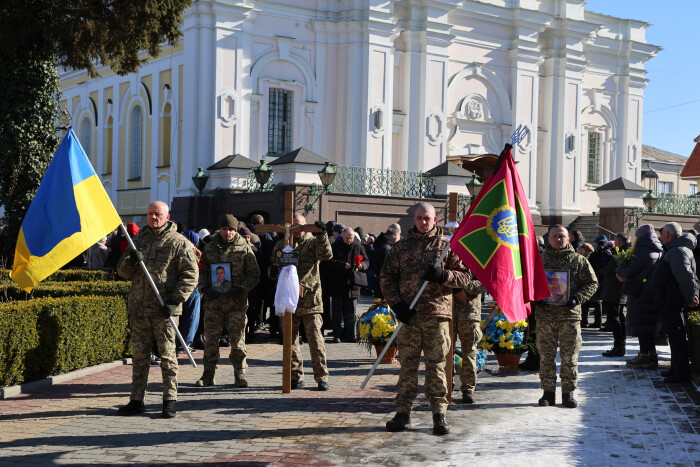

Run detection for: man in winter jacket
[[381, 202, 471, 435], [655, 222, 698, 383], [196, 215, 260, 389], [116, 201, 199, 418], [600, 234, 631, 357], [537, 225, 597, 408]]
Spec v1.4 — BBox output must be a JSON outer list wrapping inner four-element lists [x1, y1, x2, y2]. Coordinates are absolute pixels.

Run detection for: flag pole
[[360, 242, 451, 389], [120, 223, 197, 367]]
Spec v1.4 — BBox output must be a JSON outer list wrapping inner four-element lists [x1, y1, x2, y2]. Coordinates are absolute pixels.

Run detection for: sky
[[584, 0, 700, 158]]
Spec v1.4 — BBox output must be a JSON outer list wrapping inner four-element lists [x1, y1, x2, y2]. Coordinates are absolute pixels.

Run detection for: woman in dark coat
[[327, 228, 369, 342], [615, 224, 663, 368]]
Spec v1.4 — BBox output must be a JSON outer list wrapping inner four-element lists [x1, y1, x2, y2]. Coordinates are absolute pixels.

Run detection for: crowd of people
[[522, 222, 697, 408], [78, 200, 696, 434]]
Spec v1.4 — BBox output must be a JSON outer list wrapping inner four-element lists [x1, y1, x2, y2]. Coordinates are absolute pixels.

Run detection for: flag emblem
[[450, 144, 549, 322]]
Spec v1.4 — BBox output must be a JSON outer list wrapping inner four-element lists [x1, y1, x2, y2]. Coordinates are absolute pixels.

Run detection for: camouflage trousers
[[202, 305, 247, 373], [130, 314, 179, 401], [291, 313, 328, 383], [396, 315, 450, 414], [537, 319, 582, 393], [455, 319, 482, 393]]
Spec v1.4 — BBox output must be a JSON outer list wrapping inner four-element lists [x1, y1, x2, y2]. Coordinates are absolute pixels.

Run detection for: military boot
[[462, 391, 475, 404], [432, 413, 450, 435], [162, 400, 177, 418], [196, 370, 216, 387], [562, 392, 578, 408], [519, 352, 540, 371], [386, 412, 410, 432], [117, 399, 145, 416], [538, 391, 555, 406], [234, 370, 248, 388]]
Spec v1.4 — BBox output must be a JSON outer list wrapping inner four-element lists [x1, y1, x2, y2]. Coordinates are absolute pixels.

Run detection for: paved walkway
[[1, 298, 698, 466]]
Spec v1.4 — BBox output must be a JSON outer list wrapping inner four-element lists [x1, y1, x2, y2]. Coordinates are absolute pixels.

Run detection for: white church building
[[59, 0, 659, 226]]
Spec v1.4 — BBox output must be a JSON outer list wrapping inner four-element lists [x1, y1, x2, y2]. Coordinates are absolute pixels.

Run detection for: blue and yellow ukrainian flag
[[11, 129, 121, 291]]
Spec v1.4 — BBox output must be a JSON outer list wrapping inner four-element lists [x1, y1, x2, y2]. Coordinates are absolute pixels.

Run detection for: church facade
[[58, 0, 659, 225]]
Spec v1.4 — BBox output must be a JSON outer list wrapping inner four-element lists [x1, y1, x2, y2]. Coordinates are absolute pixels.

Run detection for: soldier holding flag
[[381, 202, 471, 436]]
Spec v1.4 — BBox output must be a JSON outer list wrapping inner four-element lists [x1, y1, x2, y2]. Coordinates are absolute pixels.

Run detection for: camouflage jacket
[[199, 232, 260, 313], [454, 280, 486, 322], [539, 244, 598, 321], [272, 232, 332, 315], [117, 221, 199, 317], [380, 225, 471, 320]]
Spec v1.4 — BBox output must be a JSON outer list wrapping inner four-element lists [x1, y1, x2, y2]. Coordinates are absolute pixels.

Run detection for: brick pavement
[[0, 297, 698, 466]]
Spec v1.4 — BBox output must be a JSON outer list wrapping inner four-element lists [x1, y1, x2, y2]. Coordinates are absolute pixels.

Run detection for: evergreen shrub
[[0, 295, 130, 387]]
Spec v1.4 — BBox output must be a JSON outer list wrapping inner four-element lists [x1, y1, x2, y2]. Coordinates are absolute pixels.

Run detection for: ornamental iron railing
[[651, 193, 700, 216], [331, 166, 435, 198], [247, 165, 435, 198], [457, 193, 472, 219]]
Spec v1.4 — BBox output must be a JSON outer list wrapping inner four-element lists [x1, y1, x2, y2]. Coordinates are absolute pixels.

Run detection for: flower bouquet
[[357, 299, 398, 363], [614, 246, 634, 267], [454, 347, 486, 375], [480, 307, 528, 371]]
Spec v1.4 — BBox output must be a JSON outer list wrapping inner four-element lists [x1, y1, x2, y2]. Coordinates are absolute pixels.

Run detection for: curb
[[0, 358, 131, 400]]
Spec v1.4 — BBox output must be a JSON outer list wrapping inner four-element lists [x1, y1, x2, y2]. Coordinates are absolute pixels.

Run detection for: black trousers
[[660, 306, 691, 378], [603, 302, 626, 349]]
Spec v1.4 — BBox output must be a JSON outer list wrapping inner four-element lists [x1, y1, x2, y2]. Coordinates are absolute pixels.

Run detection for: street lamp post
[[305, 161, 337, 212], [192, 167, 209, 195]]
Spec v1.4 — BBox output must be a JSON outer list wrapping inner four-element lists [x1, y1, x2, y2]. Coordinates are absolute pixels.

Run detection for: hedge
[[1, 280, 130, 302], [0, 268, 117, 283], [0, 295, 130, 387]]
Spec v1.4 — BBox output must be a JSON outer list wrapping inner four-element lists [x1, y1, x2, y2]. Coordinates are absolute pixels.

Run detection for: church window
[[79, 117, 92, 163], [268, 88, 292, 155], [587, 132, 602, 185], [129, 105, 143, 180]]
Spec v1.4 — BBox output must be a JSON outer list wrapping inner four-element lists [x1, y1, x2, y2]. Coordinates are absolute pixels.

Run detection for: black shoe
[[519, 353, 540, 371], [332, 337, 341, 343], [117, 400, 145, 416], [599, 326, 613, 332], [162, 400, 177, 418], [318, 381, 329, 391], [386, 413, 410, 432], [291, 379, 304, 389], [660, 369, 673, 378], [538, 391, 555, 406], [462, 391, 474, 404], [432, 413, 450, 435], [602, 347, 626, 357], [663, 376, 691, 384], [562, 392, 578, 408], [219, 337, 230, 347]]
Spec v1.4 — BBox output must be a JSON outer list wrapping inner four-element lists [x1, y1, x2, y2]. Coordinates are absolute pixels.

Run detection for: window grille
[[268, 89, 291, 155], [129, 106, 143, 180], [587, 132, 601, 185]]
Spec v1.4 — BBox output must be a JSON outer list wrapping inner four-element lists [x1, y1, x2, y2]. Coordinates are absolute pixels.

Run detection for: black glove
[[422, 265, 448, 284], [161, 303, 178, 317], [392, 301, 416, 325], [128, 248, 144, 265], [227, 287, 245, 299], [201, 287, 219, 301], [314, 220, 326, 235], [565, 297, 578, 309]]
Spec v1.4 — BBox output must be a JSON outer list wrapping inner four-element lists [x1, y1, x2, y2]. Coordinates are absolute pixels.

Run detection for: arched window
[[129, 105, 143, 180], [79, 117, 92, 163]]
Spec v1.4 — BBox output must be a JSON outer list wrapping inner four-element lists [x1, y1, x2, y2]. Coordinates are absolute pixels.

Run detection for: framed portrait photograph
[[543, 269, 570, 305], [211, 263, 232, 293]]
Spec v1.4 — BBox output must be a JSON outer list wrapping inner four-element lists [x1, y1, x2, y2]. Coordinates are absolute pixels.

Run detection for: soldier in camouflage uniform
[[196, 214, 260, 388], [454, 279, 486, 404], [537, 224, 597, 408], [116, 201, 199, 418], [381, 202, 471, 435], [271, 214, 332, 390]]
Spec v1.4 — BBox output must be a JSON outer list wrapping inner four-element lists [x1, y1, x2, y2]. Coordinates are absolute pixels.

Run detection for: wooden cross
[[255, 190, 323, 393], [446, 192, 458, 403]]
